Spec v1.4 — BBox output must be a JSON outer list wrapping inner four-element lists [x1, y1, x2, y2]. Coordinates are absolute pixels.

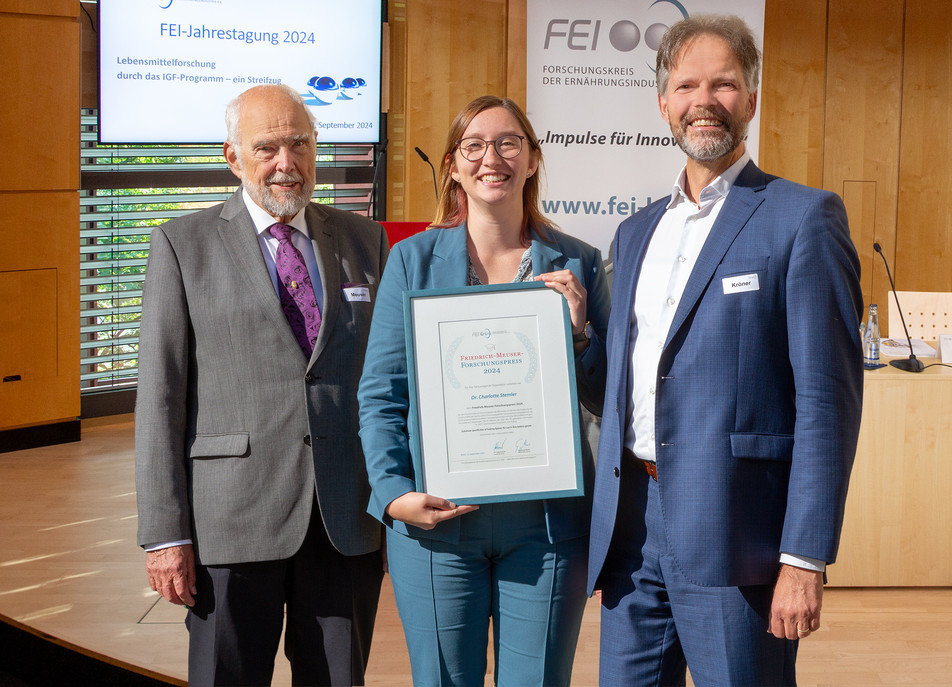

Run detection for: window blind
[[79, 109, 378, 391]]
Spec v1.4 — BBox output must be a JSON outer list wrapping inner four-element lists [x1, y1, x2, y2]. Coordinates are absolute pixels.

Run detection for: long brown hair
[[431, 96, 554, 241]]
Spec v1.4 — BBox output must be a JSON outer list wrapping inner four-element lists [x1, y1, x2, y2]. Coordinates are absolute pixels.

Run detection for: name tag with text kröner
[[722, 273, 760, 294]]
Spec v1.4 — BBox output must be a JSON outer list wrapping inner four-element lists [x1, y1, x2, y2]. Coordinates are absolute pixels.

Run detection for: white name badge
[[343, 286, 371, 302], [722, 273, 760, 294]]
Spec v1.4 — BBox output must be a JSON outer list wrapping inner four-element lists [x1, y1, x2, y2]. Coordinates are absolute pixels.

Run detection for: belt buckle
[[623, 448, 658, 481], [642, 459, 658, 481]]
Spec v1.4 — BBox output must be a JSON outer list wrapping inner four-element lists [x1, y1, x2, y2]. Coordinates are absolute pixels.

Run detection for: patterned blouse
[[467, 247, 533, 286]]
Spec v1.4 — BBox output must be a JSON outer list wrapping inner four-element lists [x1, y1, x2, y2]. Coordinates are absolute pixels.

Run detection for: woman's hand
[[535, 269, 588, 335], [385, 492, 479, 530]]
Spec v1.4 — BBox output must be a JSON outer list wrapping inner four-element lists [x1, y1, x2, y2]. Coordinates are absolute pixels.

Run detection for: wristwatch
[[573, 322, 590, 344]]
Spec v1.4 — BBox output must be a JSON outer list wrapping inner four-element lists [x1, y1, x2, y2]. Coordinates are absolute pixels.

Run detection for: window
[[79, 109, 379, 392]]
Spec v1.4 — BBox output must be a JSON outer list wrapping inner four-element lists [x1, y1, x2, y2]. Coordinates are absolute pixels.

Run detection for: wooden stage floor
[[0, 416, 950, 685]]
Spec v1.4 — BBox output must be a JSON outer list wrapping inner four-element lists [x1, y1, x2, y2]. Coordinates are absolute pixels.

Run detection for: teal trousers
[[386, 500, 588, 687]]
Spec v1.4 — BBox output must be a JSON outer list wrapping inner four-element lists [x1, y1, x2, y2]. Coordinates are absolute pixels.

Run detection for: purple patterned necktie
[[269, 223, 321, 357]]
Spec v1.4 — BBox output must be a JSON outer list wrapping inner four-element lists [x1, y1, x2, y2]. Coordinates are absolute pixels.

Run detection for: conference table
[[830, 354, 952, 586]]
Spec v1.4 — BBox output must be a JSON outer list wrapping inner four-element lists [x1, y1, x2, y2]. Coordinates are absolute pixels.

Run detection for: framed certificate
[[403, 281, 583, 504]]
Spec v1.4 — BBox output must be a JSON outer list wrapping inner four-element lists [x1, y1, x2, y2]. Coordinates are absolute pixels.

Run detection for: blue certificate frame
[[403, 281, 584, 504]]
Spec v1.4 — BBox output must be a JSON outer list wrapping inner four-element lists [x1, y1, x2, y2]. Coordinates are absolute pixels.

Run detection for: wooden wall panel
[[759, 0, 828, 189], [0, 0, 73, 16], [0, 193, 80, 428], [822, 0, 904, 326], [389, 0, 509, 222], [842, 181, 879, 301], [895, 1, 952, 294], [0, 9, 79, 191], [80, 0, 98, 109], [506, 0, 527, 108], [0, 269, 58, 381], [386, 2, 409, 222], [0, 5, 79, 432]]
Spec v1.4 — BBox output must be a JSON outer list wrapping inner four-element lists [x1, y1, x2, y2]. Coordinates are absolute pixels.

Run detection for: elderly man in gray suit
[[135, 84, 388, 686]]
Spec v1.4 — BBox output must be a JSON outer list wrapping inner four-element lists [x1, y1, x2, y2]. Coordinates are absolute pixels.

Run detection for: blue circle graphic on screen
[[338, 77, 361, 100], [305, 76, 338, 106], [309, 75, 337, 91], [301, 75, 367, 106]]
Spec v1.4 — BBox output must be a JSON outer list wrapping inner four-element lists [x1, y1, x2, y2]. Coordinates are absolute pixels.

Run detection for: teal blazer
[[358, 224, 610, 543]]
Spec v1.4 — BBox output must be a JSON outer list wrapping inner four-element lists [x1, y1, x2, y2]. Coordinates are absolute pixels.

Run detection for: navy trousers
[[598, 469, 797, 687]]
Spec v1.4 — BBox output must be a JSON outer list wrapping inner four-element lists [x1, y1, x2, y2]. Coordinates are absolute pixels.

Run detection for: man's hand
[[385, 492, 478, 530], [146, 544, 197, 606], [768, 563, 823, 639]]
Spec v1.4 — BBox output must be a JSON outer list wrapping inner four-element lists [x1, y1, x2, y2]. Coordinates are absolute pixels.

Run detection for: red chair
[[381, 221, 431, 246]]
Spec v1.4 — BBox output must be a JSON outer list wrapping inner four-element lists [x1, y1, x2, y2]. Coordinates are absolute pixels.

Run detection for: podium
[[830, 358, 952, 586]]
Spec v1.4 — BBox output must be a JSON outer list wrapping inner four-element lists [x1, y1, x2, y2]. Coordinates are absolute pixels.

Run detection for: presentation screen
[[99, 0, 382, 145]]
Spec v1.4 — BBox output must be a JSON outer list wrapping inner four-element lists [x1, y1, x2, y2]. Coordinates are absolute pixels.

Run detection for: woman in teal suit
[[358, 96, 610, 686]]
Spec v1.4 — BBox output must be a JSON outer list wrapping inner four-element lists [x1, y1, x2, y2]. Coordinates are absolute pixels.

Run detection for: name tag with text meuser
[[722, 272, 760, 295], [342, 283, 371, 302]]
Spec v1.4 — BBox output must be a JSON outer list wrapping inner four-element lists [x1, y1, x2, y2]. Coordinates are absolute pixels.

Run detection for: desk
[[830, 356, 952, 586]]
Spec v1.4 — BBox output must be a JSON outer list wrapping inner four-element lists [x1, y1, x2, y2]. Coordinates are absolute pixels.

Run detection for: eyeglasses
[[456, 135, 526, 161]]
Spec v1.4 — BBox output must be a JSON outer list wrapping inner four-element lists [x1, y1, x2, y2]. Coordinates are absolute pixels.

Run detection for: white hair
[[224, 84, 318, 153]]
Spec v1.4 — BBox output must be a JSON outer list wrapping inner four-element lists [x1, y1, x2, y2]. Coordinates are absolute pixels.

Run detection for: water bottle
[[863, 304, 880, 368]]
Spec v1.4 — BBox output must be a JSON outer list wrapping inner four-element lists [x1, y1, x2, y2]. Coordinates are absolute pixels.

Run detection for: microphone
[[414, 146, 439, 201], [873, 242, 924, 372], [366, 138, 389, 218]]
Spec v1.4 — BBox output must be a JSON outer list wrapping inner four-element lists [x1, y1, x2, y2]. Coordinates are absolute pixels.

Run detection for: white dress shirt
[[625, 151, 749, 461], [622, 152, 824, 573]]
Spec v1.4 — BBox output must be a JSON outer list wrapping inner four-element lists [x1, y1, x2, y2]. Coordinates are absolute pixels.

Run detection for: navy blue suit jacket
[[358, 224, 610, 544], [588, 162, 863, 591]]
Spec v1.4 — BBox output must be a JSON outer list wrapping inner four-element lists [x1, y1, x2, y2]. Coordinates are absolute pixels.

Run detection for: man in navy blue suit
[[588, 15, 863, 686]]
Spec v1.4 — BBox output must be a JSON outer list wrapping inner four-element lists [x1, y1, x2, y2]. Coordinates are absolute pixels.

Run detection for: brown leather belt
[[623, 447, 658, 480]]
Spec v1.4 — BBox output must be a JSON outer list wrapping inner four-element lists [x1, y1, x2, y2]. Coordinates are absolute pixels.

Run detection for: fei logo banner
[[527, 0, 765, 257]]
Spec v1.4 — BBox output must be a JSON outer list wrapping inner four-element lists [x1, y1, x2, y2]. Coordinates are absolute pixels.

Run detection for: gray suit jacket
[[135, 190, 389, 565]]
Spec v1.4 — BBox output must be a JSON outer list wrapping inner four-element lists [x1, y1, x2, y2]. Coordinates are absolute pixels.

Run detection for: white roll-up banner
[[527, 0, 765, 256]]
